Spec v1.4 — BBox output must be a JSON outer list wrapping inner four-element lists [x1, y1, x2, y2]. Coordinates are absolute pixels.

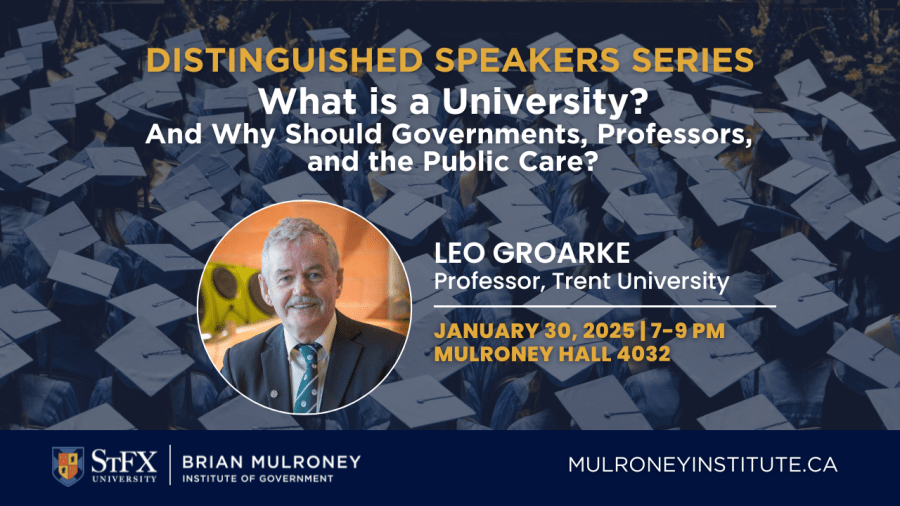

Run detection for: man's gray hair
[[261, 217, 341, 279]]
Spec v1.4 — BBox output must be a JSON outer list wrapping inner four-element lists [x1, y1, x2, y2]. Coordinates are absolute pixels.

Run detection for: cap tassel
[[142, 348, 185, 358], [673, 258, 702, 269], [61, 166, 91, 180], [424, 339, 452, 357], [797, 289, 830, 302], [113, 158, 143, 167], [824, 193, 851, 210], [119, 91, 144, 102], [791, 256, 837, 267], [869, 347, 886, 361], [571, 293, 590, 305], [679, 113, 705, 122], [412, 289, 441, 304], [80, 271, 112, 284], [525, 223, 552, 233], [710, 350, 755, 359], [791, 165, 816, 178], [416, 394, 455, 404], [10, 308, 50, 314], [152, 297, 181, 308], [404, 201, 427, 216], [183, 186, 214, 199], [205, 164, 230, 177], [58, 224, 92, 236], [603, 410, 641, 419]]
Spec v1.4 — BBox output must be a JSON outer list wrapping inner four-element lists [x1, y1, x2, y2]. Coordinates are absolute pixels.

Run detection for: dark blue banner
[[7, 430, 896, 501]]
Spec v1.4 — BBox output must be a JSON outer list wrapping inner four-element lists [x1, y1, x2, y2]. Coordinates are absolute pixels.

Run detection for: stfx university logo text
[[90, 449, 160, 483]]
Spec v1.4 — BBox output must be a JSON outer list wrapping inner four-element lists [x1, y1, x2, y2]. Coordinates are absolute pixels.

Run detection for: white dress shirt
[[284, 312, 337, 413]]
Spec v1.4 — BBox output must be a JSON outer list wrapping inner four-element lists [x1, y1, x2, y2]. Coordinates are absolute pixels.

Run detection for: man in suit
[[221, 217, 405, 413]]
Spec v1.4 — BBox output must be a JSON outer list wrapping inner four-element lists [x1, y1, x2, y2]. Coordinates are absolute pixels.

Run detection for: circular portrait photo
[[199, 201, 410, 414]]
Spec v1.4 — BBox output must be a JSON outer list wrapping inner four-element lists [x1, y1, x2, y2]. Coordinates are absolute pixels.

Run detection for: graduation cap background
[[6, 116, 68, 153], [369, 375, 474, 429], [755, 273, 848, 334], [177, 144, 242, 197], [199, 396, 302, 430], [48, 250, 119, 305], [46, 404, 136, 431], [476, 185, 550, 223], [866, 150, 900, 204], [109, 284, 196, 329], [828, 328, 900, 391], [759, 159, 829, 204], [590, 145, 647, 194], [790, 176, 863, 240], [488, 217, 565, 247], [751, 232, 837, 281], [1, 5, 899, 433], [393, 310, 468, 383], [0, 332, 33, 380], [127, 244, 204, 291], [262, 171, 337, 204], [153, 201, 228, 252], [368, 191, 447, 244], [0, 151, 42, 192], [556, 376, 653, 430], [151, 165, 225, 213], [0, 284, 60, 343], [667, 323, 764, 398], [96, 317, 194, 397], [404, 254, 466, 317], [867, 389, 900, 430], [24, 201, 100, 266], [689, 174, 752, 227], [698, 395, 795, 430]]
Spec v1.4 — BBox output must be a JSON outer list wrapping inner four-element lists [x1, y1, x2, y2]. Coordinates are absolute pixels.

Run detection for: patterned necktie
[[292, 343, 323, 413]]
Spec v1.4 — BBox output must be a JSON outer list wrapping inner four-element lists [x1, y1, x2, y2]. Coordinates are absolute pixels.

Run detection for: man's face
[[259, 234, 343, 343]]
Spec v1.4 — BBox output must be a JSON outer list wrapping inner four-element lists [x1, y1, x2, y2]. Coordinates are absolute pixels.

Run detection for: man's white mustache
[[285, 296, 322, 309]]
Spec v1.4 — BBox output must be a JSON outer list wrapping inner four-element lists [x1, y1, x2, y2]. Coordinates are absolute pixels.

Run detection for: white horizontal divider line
[[433, 305, 775, 309]]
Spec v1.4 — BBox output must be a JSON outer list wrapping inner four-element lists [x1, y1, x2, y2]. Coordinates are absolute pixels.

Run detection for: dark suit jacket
[[220, 310, 405, 412]]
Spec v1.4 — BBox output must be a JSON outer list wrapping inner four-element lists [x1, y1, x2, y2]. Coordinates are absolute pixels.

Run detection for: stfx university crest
[[52, 447, 84, 486]]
